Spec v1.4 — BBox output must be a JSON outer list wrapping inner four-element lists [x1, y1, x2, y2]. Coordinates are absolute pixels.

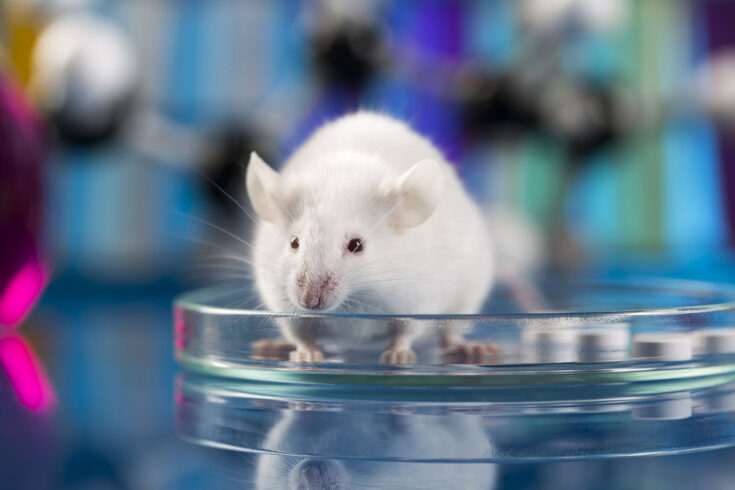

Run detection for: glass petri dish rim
[[174, 276, 735, 321], [174, 276, 735, 388]]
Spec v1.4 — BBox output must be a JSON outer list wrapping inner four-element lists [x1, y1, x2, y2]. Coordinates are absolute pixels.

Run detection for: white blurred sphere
[[696, 51, 735, 126], [31, 13, 138, 139], [520, 0, 628, 35]]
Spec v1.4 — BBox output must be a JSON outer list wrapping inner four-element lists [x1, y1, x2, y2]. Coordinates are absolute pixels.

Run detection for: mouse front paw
[[443, 341, 499, 364], [289, 347, 325, 363], [380, 349, 416, 365], [251, 338, 296, 361]]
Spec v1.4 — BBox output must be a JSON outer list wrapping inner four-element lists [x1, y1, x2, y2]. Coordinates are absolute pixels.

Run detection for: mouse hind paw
[[289, 346, 325, 363], [380, 348, 416, 365], [251, 338, 296, 361], [443, 341, 499, 365]]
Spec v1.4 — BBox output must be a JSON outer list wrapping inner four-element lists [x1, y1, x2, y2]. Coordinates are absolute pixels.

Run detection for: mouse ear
[[246, 151, 281, 221], [389, 159, 444, 229]]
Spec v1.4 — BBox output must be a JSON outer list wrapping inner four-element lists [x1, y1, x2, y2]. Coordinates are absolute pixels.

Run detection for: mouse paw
[[443, 342, 499, 364], [289, 347, 325, 363], [380, 349, 416, 365], [251, 338, 296, 361]]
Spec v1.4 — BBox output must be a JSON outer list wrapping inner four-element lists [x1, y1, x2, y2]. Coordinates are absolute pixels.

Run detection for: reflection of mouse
[[254, 408, 497, 490], [246, 112, 494, 364]]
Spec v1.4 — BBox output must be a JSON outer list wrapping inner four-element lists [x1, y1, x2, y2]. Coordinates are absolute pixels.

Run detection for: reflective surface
[[7, 274, 735, 488], [176, 372, 735, 463], [175, 279, 735, 463]]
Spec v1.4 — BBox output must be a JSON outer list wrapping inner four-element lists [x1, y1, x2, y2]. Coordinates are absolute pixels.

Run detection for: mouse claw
[[443, 342, 500, 365], [380, 349, 417, 365], [251, 338, 296, 361], [289, 347, 325, 363]]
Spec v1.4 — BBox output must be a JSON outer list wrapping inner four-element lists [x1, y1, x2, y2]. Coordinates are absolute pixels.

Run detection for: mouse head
[[246, 151, 443, 312], [290, 459, 347, 489]]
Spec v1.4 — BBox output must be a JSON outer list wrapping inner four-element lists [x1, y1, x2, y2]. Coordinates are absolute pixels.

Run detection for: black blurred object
[[458, 66, 625, 160], [540, 80, 624, 161], [310, 19, 386, 89], [457, 71, 541, 140], [51, 90, 136, 146], [199, 123, 273, 219]]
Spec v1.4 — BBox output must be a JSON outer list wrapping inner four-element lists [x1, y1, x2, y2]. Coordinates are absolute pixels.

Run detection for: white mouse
[[246, 111, 495, 364]]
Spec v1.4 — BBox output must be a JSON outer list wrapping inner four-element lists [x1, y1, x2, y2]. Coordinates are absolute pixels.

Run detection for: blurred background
[[2, 0, 735, 488]]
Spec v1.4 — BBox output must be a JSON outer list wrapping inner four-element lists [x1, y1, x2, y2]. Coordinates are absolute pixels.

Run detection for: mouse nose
[[297, 274, 335, 310], [301, 289, 324, 309]]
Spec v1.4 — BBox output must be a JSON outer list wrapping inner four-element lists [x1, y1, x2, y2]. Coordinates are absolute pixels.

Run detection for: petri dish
[[174, 278, 735, 462]]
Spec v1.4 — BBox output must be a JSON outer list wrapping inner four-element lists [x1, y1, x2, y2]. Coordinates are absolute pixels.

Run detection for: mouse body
[[246, 111, 494, 363]]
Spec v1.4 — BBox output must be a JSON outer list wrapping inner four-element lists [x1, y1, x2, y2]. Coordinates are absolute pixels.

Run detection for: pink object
[[174, 308, 186, 350], [0, 334, 55, 413], [0, 256, 46, 327]]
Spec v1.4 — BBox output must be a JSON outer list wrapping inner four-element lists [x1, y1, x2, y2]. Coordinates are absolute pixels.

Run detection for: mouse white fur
[[246, 111, 494, 363]]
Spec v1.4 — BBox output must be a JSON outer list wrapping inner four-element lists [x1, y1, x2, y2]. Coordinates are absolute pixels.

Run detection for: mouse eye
[[346, 238, 363, 254], [290, 237, 300, 250]]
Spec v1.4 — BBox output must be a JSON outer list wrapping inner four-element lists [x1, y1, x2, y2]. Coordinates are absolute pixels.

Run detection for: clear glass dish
[[174, 278, 735, 462]]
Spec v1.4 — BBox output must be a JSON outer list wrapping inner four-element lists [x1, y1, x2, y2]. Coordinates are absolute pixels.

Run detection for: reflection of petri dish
[[174, 278, 735, 461]]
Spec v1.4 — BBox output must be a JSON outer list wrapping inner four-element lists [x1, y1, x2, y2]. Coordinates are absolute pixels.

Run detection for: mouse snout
[[297, 273, 337, 310]]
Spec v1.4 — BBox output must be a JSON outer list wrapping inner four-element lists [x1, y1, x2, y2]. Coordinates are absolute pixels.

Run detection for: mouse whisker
[[184, 234, 256, 256], [345, 246, 464, 277], [191, 271, 256, 283], [359, 199, 402, 243], [342, 296, 385, 314], [344, 251, 404, 275], [348, 261, 460, 280], [181, 237, 272, 272], [191, 167, 260, 225], [350, 269, 463, 285], [198, 253, 259, 268], [352, 277, 464, 289], [190, 265, 253, 278], [352, 268, 459, 282], [275, 197, 298, 223], [174, 211, 279, 263]]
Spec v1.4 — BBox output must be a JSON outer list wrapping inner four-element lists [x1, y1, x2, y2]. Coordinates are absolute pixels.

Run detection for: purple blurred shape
[[705, 2, 735, 245], [0, 75, 47, 329], [407, 1, 464, 164]]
